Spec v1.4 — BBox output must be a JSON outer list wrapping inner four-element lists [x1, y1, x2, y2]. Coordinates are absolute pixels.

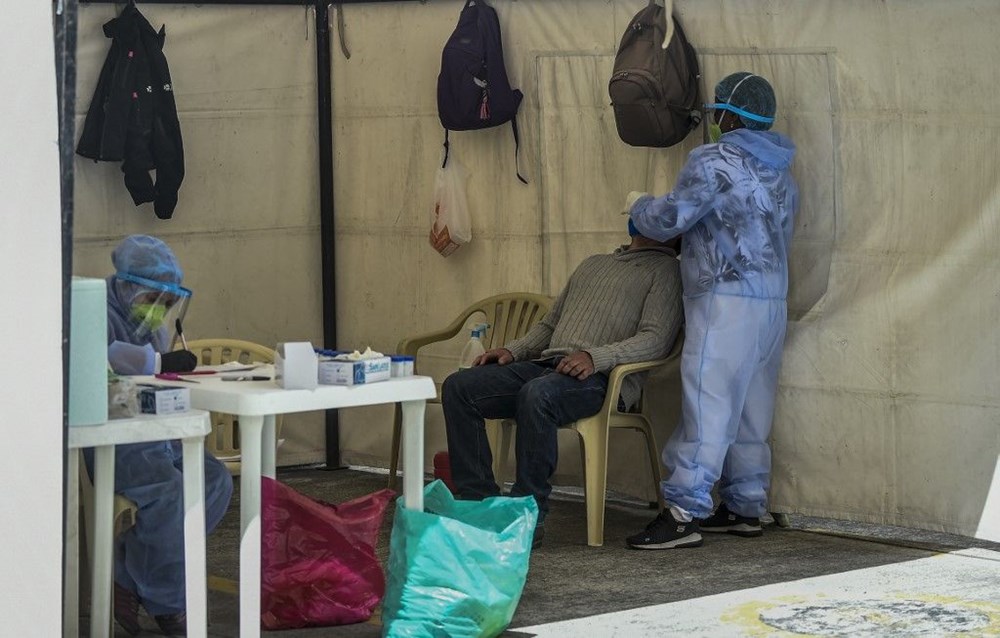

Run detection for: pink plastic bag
[[261, 477, 395, 630]]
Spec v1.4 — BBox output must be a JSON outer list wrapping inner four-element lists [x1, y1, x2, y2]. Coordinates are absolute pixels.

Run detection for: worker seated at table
[[442, 221, 684, 548], [91, 234, 233, 636]]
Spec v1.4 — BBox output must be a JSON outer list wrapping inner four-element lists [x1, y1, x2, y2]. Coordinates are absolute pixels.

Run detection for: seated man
[[442, 222, 683, 547], [95, 235, 234, 636]]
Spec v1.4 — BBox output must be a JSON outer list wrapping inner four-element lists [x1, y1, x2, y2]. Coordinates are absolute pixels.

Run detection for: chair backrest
[[181, 339, 278, 473], [185, 339, 276, 367], [456, 292, 553, 350]]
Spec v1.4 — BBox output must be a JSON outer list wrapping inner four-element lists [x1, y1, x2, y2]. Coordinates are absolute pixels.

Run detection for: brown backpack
[[609, 0, 702, 148]]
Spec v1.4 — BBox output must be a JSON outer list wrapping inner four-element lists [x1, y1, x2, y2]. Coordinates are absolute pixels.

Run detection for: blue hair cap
[[714, 72, 777, 131], [112, 235, 183, 284]]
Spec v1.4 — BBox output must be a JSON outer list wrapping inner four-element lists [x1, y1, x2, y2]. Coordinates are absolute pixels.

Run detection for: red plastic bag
[[261, 477, 395, 630]]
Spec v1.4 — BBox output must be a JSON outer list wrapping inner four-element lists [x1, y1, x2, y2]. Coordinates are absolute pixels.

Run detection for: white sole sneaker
[[701, 523, 762, 537], [627, 532, 704, 550]]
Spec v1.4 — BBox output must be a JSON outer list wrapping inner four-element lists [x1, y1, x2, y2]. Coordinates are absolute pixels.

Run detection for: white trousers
[[660, 291, 787, 519]]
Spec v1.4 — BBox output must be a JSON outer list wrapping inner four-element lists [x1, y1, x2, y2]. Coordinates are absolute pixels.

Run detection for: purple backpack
[[437, 0, 526, 183]]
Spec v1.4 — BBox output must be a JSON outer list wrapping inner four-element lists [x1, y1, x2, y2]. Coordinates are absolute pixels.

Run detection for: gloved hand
[[161, 350, 198, 373], [624, 190, 650, 215]]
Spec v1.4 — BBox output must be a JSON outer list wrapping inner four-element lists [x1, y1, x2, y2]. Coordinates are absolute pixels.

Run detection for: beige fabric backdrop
[[72, 5, 326, 466], [73, 1, 1000, 542]]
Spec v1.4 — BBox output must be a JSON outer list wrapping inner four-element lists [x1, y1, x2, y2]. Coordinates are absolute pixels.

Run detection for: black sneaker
[[532, 524, 545, 549], [699, 503, 763, 537], [154, 611, 187, 637], [626, 509, 703, 550]]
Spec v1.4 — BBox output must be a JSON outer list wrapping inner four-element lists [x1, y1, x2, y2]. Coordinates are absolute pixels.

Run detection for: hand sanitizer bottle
[[458, 323, 489, 370]]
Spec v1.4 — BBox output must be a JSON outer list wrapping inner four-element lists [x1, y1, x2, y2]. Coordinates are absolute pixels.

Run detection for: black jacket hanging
[[77, 4, 184, 220]]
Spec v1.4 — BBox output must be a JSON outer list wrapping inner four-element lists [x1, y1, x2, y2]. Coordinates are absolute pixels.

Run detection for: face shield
[[116, 272, 192, 349]]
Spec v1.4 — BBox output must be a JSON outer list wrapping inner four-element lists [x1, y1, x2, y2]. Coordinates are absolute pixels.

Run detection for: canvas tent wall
[[72, 0, 1000, 542]]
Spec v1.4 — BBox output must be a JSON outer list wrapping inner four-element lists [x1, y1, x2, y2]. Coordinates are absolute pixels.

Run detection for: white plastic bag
[[429, 161, 471, 257]]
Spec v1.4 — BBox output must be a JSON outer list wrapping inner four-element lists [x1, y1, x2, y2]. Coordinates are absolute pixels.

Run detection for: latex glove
[[624, 190, 650, 215], [161, 350, 198, 373]]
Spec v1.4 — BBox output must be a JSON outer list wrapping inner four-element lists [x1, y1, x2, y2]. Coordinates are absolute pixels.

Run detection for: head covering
[[107, 235, 191, 349], [112, 234, 183, 283], [711, 72, 777, 131]]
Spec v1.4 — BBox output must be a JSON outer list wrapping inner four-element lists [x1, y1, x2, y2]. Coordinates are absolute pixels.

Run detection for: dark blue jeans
[[442, 359, 609, 521]]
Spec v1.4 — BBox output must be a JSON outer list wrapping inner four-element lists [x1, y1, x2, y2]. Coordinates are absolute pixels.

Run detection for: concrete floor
[[82, 466, 1000, 637]]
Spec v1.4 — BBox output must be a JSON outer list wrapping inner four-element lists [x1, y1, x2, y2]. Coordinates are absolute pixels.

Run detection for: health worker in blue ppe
[[96, 234, 234, 636], [623, 72, 799, 550]]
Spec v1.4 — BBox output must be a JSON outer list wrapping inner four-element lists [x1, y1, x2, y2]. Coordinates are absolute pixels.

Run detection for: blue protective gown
[[630, 128, 798, 519], [96, 276, 234, 615]]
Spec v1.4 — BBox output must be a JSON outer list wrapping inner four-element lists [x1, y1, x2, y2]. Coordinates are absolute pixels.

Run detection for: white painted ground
[[517, 549, 1000, 637]]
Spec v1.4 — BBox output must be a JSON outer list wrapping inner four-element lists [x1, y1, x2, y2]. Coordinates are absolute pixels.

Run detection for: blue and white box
[[138, 385, 191, 414], [318, 356, 391, 385]]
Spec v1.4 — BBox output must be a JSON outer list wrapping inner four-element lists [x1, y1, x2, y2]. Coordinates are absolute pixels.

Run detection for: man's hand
[[556, 351, 596, 380], [474, 348, 514, 366]]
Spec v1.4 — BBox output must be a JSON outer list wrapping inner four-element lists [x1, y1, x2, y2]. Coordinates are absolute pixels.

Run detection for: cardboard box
[[275, 342, 319, 390], [139, 385, 191, 414], [318, 356, 391, 385]]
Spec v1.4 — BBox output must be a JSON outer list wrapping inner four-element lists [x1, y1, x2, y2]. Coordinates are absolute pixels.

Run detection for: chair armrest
[[607, 358, 673, 386], [396, 319, 468, 357], [602, 338, 684, 417]]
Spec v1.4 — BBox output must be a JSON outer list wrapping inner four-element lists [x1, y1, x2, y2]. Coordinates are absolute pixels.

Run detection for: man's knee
[[442, 368, 477, 405]]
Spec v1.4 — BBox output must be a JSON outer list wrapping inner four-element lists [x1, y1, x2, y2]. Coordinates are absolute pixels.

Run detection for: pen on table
[[221, 376, 272, 382], [176, 318, 189, 351]]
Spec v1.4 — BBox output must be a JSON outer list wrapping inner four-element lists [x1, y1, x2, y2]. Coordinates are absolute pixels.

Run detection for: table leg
[[400, 400, 426, 512], [90, 445, 115, 638], [64, 450, 80, 638], [261, 415, 276, 480], [238, 415, 264, 638], [181, 437, 207, 638]]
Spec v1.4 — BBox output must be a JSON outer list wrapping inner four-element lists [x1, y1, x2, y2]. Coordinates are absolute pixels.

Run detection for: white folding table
[[65, 411, 212, 638], [138, 368, 435, 638]]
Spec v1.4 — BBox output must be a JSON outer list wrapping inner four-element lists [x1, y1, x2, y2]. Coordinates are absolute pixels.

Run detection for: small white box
[[275, 342, 319, 390], [319, 356, 391, 385], [139, 385, 191, 415]]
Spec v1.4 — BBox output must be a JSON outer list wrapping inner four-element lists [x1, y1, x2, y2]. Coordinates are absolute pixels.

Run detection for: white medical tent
[[68, 0, 999, 543]]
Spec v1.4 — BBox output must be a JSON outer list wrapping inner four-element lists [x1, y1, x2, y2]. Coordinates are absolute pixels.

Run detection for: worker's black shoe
[[532, 524, 545, 549], [626, 509, 702, 550], [154, 611, 187, 636], [699, 504, 763, 537], [113, 582, 142, 636]]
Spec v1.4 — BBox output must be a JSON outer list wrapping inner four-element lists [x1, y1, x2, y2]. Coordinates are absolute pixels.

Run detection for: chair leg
[[636, 422, 665, 510], [575, 417, 609, 547], [388, 404, 402, 491]]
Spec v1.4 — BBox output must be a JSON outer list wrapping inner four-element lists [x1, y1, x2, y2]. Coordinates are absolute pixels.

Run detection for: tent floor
[[79, 466, 1000, 637]]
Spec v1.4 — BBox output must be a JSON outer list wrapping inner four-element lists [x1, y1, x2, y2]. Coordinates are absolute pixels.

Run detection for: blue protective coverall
[[630, 128, 798, 519], [99, 276, 233, 616]]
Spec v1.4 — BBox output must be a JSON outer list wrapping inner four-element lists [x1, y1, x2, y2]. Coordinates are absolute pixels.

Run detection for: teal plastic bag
[[382, 480, 538, 638]]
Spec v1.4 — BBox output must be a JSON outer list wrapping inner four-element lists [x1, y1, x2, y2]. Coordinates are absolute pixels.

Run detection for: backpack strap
[[511, 117, 527, 184]]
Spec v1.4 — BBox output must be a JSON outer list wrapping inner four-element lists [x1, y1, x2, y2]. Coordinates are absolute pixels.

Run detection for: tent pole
[[314, 0, 344, 470]]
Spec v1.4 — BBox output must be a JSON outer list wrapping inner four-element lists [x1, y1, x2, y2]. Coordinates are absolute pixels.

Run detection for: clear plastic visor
[[117, 273, 192, 349]]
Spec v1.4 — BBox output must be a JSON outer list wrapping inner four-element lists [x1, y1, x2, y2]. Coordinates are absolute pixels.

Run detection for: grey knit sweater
[[504, 245, 683, 409]]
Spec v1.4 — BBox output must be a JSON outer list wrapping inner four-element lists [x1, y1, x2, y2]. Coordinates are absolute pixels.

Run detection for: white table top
[[135, 366, 436, 416], [68, 410, 212, 449]]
